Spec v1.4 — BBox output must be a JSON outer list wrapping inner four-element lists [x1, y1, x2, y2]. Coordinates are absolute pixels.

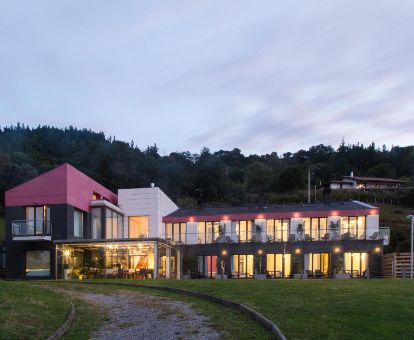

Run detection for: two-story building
[[5, 163, 179, 280], [4, 164, 390, 280]]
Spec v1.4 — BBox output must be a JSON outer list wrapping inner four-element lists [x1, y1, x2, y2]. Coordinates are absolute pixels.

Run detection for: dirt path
[[67, 289, 220, 340]]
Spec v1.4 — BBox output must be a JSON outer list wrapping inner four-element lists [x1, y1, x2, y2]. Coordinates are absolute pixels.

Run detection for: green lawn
[[102, 279, 414, 340], [3, 279, 414, 339], [0, 281, 104, 340]]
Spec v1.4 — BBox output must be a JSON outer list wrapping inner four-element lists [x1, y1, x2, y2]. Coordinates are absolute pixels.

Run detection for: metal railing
[[158, 228, 388, 245], [12, 220, 52, 237]]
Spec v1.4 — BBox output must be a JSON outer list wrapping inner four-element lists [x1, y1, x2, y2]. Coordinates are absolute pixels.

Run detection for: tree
[[278, 166, 305, 192]]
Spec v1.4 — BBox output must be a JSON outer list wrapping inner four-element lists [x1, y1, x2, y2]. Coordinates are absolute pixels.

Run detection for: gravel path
[[72, 290, 220, 340]]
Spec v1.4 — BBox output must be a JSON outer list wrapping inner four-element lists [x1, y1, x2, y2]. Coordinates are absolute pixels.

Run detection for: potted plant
[[333, 256, 350, 279], [296, 223, 304, 241], [330, 220, 340, 240]]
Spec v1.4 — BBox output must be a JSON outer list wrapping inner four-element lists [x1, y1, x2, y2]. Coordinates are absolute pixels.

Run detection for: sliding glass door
[[266, 253, 291, 278], [344, 252, 368, 277], [304, 253, 329, 276], [232, 255, 254, 278]]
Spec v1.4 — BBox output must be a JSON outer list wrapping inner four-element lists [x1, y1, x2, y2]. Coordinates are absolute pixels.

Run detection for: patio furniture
[[369, 232, 379, 240], [314, 270, 325, 278], [305, 270, 314, 278], [321, 233, 330, 241]]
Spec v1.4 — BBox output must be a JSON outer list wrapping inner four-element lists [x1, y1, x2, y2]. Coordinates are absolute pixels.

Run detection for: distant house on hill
[[330, 172, 406, 190]]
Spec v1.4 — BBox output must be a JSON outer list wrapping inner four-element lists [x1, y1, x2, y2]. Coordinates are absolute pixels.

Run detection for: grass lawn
[[47, 281, 270, 339], [0, 280, 104, 340], [96, 278, 414, 340]]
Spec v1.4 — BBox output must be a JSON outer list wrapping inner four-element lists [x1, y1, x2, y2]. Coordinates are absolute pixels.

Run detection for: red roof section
[[5, 163, 117, 212]]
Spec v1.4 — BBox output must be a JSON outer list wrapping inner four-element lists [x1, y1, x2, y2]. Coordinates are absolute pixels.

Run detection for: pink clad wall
[[5, 163, 117, 212]]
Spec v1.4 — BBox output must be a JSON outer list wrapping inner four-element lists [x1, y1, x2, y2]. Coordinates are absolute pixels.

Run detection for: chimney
[[150, 183, 155, 188], [350, 171, 354, 177]]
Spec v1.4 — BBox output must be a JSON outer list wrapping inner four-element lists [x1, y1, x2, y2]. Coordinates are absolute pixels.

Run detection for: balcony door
[[26, 206, 50, 235]]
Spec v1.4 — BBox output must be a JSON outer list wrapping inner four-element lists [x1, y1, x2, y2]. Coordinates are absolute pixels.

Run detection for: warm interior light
[[63, 250, 71, 257]]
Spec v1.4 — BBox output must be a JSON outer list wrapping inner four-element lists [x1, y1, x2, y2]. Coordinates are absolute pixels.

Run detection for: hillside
[[0, 125, 414, 251]]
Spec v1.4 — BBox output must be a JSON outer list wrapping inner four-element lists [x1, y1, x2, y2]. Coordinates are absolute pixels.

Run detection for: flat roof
[[163, 201, 378, 223]]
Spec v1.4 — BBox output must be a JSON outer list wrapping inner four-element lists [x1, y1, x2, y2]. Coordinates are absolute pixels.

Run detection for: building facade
[[5, 164, 179, 280], [5, 164, 389, 280], [330, 172, 406, 190]]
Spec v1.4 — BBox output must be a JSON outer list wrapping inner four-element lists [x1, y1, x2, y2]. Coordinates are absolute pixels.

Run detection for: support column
[[176, 248, 182, 280], [166, 247, 172, 279], [153, 241, 159, 279]]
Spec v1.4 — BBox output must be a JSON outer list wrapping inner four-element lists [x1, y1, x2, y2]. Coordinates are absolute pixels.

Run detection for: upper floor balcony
[[12, 220, 52, 241], [159, 226, 390, 246]]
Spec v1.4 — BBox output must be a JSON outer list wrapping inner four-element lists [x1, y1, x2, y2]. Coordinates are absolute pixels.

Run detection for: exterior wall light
[[334, 247, 341, 254], [257, 249, 263, 255], [295, 248, 301, 254], [221, 250, 228, 256], [374, 246, 381, 254], [63, 250, 71, 257]]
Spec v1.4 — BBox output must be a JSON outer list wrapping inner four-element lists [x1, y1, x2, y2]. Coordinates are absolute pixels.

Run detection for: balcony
[[12, 220, 52, 241], [159, 227, 391, 246]]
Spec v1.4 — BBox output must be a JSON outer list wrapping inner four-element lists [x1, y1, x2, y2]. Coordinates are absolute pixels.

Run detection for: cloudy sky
[[1, 1, 413, 154]]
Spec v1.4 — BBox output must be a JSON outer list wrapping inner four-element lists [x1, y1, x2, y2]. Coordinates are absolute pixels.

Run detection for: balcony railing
[[12, 220, 52, 240], [159, 227, 389, 245]]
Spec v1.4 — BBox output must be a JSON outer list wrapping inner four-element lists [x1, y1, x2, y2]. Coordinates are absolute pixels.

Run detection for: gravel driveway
[[72, 290, 221, 340]]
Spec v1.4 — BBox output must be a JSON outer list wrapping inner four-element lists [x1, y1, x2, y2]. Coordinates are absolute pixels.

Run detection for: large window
[[105, 209, 124, 239], [74, 210, 84, 238], [266, 219, 289, 242], [234, 220, 253, 242], [91, 208, 101, 240], [165, 222, 186, 243], [304, 253, 329, 275], [25, 206, 50, 235], [266, 253, 291, 278], [129, 216, 149, 238], [344, 252, 368, 276], [197, 256, 217, 278], [341, 216, 366, 240], [303, 218, 327, 241], [26, 250, 50, 277], [197, 222, 219, 244], [233, 255, 254, 278]]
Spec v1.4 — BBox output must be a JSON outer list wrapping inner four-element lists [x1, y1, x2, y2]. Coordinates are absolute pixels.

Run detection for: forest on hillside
[[0, 124, 414, 210]]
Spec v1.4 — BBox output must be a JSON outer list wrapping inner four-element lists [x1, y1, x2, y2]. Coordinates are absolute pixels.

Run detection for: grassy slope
[[0, 281, 104, 340], [378, 204, 414, 252], [0, 281, 69, 339], [118, 279, 414, 340]]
